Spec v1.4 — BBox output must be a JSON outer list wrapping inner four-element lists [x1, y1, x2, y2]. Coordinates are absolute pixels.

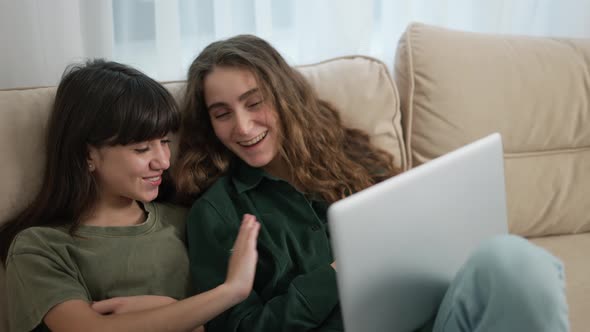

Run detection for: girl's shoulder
[[148, 201, 189, 219], [7, 225, 71, 260], [187, 175, 242, 227], [195, 175, 236, 204], [146, 201, 189, 231]]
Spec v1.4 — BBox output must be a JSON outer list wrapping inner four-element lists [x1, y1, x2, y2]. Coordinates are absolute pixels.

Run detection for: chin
[[139, 191, 159, 203], [239, 152, 275, 168], [244, 158, 272, 169]]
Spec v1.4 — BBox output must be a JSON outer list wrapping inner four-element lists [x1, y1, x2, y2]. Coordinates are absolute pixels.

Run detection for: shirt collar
[[232, 160, 279, 194]]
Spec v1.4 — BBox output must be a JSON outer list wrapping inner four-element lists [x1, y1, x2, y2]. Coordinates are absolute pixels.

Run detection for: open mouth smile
[[143, 175, 162, 185], [238, 131, 268, 147]]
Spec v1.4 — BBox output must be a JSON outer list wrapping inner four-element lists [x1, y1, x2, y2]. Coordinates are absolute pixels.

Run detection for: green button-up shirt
[[187, 161, 343, 331]]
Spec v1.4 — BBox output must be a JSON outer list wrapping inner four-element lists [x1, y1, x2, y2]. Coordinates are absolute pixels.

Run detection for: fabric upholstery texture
[[298, 56, 407, 171], [394, 22, 590, 238], [531, 233, 590, 332], [0, 266, 5, 332], [0, 87, 55, 229]]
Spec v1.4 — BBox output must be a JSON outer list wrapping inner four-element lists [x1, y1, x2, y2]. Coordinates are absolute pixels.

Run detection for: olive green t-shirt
[[5, 202, 190, 332]]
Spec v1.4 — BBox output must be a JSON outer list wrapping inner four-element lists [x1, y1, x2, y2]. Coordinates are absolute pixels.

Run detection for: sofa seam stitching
[[405, 23, 417, 169]]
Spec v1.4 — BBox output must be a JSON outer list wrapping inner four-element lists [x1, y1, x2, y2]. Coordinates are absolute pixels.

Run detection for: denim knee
[[468, 235, 564, 297], [466, 235, 568, 326]]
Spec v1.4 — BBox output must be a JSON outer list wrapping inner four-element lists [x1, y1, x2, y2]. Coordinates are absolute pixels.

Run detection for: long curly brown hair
[[173, 35, 399, 204]]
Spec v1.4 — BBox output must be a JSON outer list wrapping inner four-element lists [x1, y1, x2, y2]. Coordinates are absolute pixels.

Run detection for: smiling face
[[88, 137, 171, 205], [204, 66, 283, 175]]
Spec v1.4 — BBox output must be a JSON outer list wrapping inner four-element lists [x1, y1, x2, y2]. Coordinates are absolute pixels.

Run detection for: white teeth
[[239, 131, 267, 147], [145, 176, 160, 181]]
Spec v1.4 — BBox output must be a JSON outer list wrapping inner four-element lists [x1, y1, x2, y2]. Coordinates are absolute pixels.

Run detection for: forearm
[[101, 284, 239, 332], [46, 284, 240, 332]]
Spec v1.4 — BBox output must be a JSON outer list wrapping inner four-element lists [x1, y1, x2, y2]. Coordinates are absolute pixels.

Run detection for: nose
[[234, 109, 253, 136], [150, 143, 171, 171]]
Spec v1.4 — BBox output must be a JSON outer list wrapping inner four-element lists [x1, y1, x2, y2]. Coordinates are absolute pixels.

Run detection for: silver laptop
[[327, 133, 509, 332]]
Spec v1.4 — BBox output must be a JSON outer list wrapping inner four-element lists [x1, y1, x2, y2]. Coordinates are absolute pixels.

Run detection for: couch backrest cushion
[[0, 87, 55, 332], [394, 22, 590, 237], [0, 55, 404, 332], [297, 56, 406, 171]]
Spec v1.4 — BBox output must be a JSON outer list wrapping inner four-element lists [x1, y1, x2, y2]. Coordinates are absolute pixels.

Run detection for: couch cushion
[[531, 233, 590, 332], [0, 87, 55, 227], [0, 266, 5, 332], [0, 87, 55, 332], [394, 22, 590, 237], [298, 56, 406, 171]]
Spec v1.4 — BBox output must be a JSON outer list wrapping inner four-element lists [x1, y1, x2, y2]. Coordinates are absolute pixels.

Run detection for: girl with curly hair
[[174, 35, 568, 332]]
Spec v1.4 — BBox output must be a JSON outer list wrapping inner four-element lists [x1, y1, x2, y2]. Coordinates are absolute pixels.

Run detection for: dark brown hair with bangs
[[0, 59, 180, 265], [173, 35, 399, 204]]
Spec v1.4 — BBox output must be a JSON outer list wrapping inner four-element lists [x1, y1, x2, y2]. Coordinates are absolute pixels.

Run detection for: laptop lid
[[327, 133, 509, 332]]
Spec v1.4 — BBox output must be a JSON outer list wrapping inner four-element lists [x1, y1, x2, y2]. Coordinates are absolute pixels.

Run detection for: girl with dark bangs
[[174, 35, 568, 332], [0, 59, 260, 332]]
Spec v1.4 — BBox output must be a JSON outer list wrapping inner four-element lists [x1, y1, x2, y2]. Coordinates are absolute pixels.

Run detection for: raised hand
[[224, 214, 260, 302]]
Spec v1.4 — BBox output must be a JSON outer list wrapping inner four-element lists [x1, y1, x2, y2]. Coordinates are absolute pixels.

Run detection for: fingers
[[243, 213, 260, 245], [224, 214, 260, 300], [248, 217, 260, 245], [91, 298, 120, 314], [241, 213, 257, 226], [91, 295, 177, 315], [233, 214, 259, 253]]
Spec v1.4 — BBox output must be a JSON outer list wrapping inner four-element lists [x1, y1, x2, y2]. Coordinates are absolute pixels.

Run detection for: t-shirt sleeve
[[153, 202, 190, 243], [6, 237, 90, 332], [187, 198, 340, 332]]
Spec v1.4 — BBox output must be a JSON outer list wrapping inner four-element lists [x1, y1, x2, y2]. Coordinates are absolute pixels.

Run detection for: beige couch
[[0, 23, 588, 331]]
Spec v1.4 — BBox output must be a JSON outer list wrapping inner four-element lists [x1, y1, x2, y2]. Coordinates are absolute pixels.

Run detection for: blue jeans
[[432, 235, 569, 332]]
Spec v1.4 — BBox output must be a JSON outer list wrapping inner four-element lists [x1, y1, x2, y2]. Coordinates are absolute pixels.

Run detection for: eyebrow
[[207, 88, 260, 111]]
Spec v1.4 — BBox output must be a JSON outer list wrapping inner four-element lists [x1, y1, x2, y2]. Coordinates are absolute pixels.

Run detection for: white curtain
[[2, 0, 590, 89]]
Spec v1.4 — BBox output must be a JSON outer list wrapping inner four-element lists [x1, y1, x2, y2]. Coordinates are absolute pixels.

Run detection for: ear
[[87, 145, 100, 172]]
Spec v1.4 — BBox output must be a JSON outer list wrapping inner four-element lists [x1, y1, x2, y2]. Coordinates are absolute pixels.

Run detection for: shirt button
[[311, 225, 321, 231]]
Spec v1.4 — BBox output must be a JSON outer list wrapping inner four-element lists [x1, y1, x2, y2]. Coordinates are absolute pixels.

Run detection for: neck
[[263, 157, 304, 192], [83, 196, 146, 227], [263, 156, 290, 180]]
